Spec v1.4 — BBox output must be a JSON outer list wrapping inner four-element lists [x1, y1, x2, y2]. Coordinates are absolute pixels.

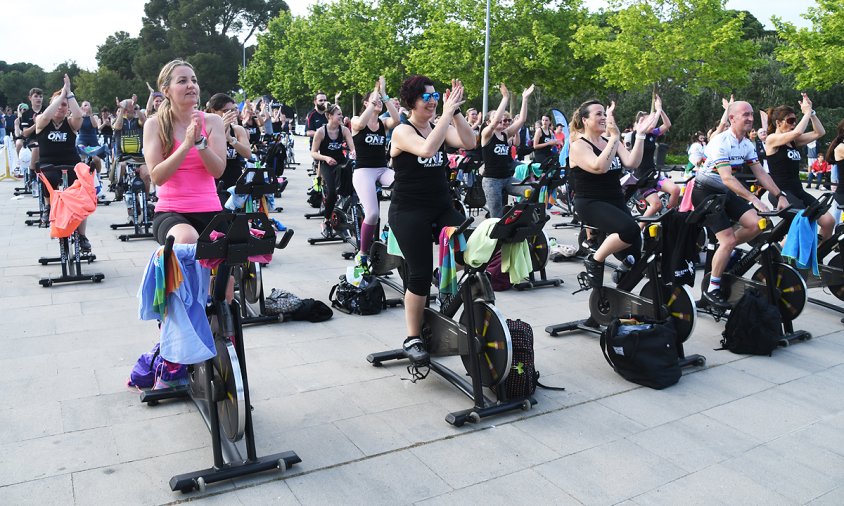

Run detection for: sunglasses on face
[[785, 117, 797, 125], [421, 92, 440, 102], [502, 119, 512, 124]]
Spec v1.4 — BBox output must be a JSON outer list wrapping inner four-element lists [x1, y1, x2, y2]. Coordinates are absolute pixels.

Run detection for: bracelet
[[775, 192, 786, 199], [381, 94, 389, 102], [635, 134, 646, 139], [453, 107, 462, 117], [811, 110, 816, 117], [66, 94, 75, 100]]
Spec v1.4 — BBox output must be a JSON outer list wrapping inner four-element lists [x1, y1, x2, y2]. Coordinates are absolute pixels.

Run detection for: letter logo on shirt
[[364, 133, 385, 146], [328, 141, 344, 151], [47, 131, 68, 142], [417, 152, 443, 167], [787, 148, 802, 161], [493, 144, 509, 156]]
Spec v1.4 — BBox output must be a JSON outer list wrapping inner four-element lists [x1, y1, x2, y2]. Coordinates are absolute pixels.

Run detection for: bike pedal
[[573, 272, 592, 294]]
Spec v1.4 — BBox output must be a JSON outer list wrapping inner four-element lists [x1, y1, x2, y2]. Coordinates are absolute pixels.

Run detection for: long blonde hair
[[156, 59, 195, 155]]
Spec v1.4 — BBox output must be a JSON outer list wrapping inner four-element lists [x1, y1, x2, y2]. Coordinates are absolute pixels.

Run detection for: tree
[[774, 0, 844, 91], [0, 65, 46, 106], [96, 32, 141, 80], [572, 0, 760, 95], [134, 0, 289, 97], [74, 68, 145, 111]]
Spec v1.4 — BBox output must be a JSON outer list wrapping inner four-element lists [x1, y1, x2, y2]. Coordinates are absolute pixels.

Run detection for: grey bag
[[265, 288, 303, 316]]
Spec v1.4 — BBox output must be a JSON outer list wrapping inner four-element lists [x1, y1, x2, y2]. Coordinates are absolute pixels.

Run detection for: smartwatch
[[195, 135, 207, 151]]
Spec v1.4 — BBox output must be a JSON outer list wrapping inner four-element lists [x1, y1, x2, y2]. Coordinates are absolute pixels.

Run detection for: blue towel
[[781, 212, 819, 276], [138, 244, 216, 365]]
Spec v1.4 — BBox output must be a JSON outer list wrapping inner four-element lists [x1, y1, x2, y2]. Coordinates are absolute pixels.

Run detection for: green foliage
[[573, 0, 761, 94], [0, 65, 46, 106], [774, 0, 844, 91], [96, 32, 141, 80], [74, 68, 145, 111]]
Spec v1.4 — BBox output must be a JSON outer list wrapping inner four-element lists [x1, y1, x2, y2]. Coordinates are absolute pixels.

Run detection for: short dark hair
[[399, 74, 435, 110], [206, 93, 235, 112], [29, 88, 43, 97]]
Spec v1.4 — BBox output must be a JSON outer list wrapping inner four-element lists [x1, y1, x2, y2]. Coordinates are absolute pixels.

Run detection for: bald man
[[690, 101, 789, 310]]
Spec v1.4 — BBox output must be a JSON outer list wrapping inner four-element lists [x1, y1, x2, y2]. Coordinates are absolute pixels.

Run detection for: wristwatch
[[194, 135, 207, 151]]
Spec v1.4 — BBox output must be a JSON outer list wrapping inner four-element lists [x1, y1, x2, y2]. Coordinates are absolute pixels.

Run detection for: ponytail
[[157, 98, 174, 155], [826, 118, 844, 162]]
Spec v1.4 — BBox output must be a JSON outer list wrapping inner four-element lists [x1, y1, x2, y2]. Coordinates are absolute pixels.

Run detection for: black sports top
[[633, 130, 659, 181], [307, 110, 328, 146], [218, 126, 245, 189], [572, 137, 623, 200], [767, 142, 802, 183], [533, 128, 555, 163], [352, 119, 388, 168], [243, 120, 261, 145], [318, 125, 346, 164], [37, 119, 78, 166], [391, 122, 449, 207], [482, 132, 515, 178]]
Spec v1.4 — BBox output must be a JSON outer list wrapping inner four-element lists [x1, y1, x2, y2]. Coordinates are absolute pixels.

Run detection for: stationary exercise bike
[[306, 160, 360, 253], [697, 205, 811, 344], [227, 165, 295, 326], [367, 200, 549, 426], [35, 163, 104, 287], [109, 154, 153, 241], [139, 214, 300, 493], [545, 196, 727, 369]]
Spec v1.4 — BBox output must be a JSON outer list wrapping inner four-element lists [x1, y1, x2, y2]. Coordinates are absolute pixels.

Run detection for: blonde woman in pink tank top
[[143, 59, 227, 246]]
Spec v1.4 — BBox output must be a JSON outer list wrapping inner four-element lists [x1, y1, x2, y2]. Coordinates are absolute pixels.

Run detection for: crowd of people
[[4, 58, 843, 369]]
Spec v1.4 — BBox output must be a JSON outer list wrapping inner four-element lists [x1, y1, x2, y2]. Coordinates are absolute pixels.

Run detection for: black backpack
[[719, 288, 783, 355], [504, 319, 564, 399], [329, 275, 386, 315], [600, 317, 681, 389]]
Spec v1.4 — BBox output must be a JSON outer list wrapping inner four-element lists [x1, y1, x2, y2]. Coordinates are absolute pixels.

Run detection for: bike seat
[[635, 210, 672, 224]]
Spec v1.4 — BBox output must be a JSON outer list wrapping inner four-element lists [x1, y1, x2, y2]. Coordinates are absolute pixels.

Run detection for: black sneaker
[[584, 254, 605, 289], [402, 337, 429, 365], [79, 235, 92, 252], [703, 288, 731, 310]]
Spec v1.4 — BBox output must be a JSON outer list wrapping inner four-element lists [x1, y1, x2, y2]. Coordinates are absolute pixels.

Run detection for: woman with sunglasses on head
[[764, 93, 832, 239], [388, 75, 476, 364], [350, 76, 401, 267], [569, 99, 655, 288], [311, 103, 356, 238], [206, 93, 252, 206], [480, 82, 535, 218]]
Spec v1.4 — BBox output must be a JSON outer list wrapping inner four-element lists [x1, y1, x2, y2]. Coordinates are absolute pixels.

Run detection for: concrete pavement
[[1, 139, 843, 505]]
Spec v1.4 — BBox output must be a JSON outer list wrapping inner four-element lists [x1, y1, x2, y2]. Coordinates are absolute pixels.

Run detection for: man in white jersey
[[691, 101, 789, 309]]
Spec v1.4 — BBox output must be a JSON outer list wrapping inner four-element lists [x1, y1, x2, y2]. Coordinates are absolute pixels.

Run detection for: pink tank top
[[156, 112, 222, 213]]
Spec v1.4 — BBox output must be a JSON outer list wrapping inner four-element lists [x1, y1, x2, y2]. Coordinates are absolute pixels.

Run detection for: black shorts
[[41, 166, 79, 190], [692, 181, 753, 234], [152, 211, 219, 245]]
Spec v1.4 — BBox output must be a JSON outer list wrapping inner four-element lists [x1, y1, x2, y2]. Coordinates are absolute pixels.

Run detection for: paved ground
[[2, 139, 844, 505]]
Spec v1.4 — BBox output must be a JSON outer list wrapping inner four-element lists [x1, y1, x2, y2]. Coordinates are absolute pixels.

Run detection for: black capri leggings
[[575, 196, 641, 261], [767, 177, 817, 210], [388, 201, 465, 296], [319, 162, 342, 219]]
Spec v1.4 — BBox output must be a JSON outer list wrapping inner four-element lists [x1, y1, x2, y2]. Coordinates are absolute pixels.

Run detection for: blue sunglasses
[[421, 92, 441, 102]]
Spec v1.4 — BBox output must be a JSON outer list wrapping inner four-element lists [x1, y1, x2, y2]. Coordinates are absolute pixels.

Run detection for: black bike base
[[169, 451, 301, 493], [808, 296, 844, 314], [26, 209, 40, 216], [39, 253, 96, 265], [24, 219, 47, 227], [39, 272, 104, 287], [304, 212, 323, 219], [307, 236, 345, 245], [367, 349, 535, 426], [513, 272, 563, 291], [242, 314, 282, 326], [111, 221, 151, 230], [119, 231, 154, 241]]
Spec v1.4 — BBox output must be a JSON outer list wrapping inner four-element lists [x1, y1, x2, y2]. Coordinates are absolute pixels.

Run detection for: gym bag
[[329, 274, 386, 315], [504, 319, 564, 399], [600, 317, 681, 389], [718, 288, 783, 356], [128, 342, 188, 389], [264, 288, 303, 316]]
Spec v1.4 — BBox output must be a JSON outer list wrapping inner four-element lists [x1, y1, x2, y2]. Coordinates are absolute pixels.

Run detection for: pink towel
[[679, 178, 696, 212]]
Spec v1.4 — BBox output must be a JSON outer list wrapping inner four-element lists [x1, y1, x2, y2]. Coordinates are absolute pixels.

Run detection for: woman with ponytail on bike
[[143, 59, 226, 246], [569, 99, 655, 288], [764, 93, 832, 239], [350, 76, 401, 266]]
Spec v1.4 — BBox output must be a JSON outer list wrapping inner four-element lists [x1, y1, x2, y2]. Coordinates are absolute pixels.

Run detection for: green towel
[[464, 218, 532, 283]]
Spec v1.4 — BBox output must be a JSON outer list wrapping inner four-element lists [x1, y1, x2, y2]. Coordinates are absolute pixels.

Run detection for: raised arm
[[480, 83, 510, 146], [654, 94, 671, 133], [617, 106, 656, 168], [504, 85, 534, 137]]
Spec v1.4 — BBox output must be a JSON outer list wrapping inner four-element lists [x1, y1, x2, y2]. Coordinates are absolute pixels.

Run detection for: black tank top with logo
[[352, 119, 387, 168], [391, 122, 449, 207], [37, 119, 78, 165], [572, 137, 623, 200], [482, 132, 515, 178], [244, 120, 261, 145], [533, 128, 555, 164], [767, 142, 802, 183], [318, 125, 346, 164]]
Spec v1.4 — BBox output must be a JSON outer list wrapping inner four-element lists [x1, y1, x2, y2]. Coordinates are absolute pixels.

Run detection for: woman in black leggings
[[569, 99, 656, 287], [310, 104, 356, 237], [388, 75, 476, 363], [764, 94, 831, 239]]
